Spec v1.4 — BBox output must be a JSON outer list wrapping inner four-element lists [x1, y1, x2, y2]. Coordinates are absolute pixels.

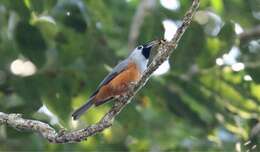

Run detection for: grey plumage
[[72, 59, 129, 120]]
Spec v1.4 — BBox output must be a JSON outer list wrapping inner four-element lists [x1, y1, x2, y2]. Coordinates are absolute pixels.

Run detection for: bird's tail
[[72, 98, 94, 120]]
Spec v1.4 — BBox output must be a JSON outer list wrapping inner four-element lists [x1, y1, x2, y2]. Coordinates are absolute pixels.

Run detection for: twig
[[0, 0, 200, 143], [128, 0, 156, 51], [239, 25, 260, 43]]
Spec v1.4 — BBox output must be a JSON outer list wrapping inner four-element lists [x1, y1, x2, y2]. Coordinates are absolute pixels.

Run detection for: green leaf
[[210, 0, 224, 14], [10, 76, 42, 115], [40, 75, 79, 125], [52, 0, 88, 33], [14, 21, 47, 67], [32, 15, 58, 40], [173, 23, 206, 72], [218, 21, 236, 50], [1, 0, 30, 21]]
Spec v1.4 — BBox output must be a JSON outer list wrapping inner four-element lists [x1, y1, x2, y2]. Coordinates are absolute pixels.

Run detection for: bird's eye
[[137, 45, 143, 50]]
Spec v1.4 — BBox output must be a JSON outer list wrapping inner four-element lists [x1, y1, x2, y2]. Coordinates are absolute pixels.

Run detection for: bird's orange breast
[[94, 62, 141, 105]]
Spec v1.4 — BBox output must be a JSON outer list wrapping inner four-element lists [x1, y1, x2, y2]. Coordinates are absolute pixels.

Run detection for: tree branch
[[0, 0, 200, 143]]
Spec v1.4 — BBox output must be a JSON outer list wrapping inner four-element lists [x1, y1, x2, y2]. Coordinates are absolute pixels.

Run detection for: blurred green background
[[0, 0, 260, 151]]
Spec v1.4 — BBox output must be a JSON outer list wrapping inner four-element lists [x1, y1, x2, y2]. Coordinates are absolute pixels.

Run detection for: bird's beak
[[144, 40, 160, 49], [141, 40, 160, 61]]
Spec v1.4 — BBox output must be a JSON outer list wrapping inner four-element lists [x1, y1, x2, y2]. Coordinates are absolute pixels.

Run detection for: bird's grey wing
[[89, 59, 129, 97]]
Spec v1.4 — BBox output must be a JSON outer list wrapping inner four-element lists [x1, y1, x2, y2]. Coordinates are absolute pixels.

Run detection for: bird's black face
[[138, 41, 158, 59], [141, 45, 152, 59]]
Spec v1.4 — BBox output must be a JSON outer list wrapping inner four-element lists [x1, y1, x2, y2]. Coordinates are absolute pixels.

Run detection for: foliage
[[0, 0, 260, 151]]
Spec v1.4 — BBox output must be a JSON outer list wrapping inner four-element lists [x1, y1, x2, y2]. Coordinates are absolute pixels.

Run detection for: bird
[[72, 40, 159, 120]]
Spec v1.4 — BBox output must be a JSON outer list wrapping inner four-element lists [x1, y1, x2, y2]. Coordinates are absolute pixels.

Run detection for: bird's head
[[130, 40, 159, 61]]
